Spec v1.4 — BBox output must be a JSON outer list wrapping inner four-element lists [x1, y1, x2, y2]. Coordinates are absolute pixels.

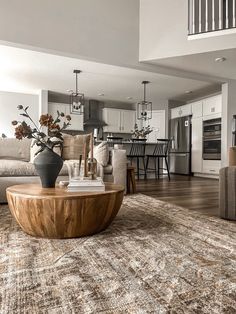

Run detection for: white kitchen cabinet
[[188, 94, 222, 177], [171, 104, 192, 119], [202, 160, 221, 175], [171, 107, 181, 119], [102, 108, 121, 133], [102, 108, 136, 133], [191, 117, 203, 173], [202, 112, 221, 121], [202, 95, 222, 116], [48, 102, 84, 131], [181, 104, 192, 117], [121, 110, 136, 133], [191, 101, 203, 118]]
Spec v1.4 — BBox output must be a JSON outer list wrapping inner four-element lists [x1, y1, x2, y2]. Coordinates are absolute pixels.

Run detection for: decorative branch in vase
[[12, 105, 71, 188], [12, 105, 71, 153], [131, 123, 153, 139]]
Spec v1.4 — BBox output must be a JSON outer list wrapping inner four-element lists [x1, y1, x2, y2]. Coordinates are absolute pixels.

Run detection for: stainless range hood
[[84, 99, 107, 127]]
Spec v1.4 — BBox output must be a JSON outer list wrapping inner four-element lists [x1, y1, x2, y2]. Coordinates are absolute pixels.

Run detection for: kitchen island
[[95, 139, 158, 155], [95, 140, 166, 179]]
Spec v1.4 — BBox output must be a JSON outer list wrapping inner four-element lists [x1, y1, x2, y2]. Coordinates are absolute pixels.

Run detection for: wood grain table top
[[7, 183, 124, 200]]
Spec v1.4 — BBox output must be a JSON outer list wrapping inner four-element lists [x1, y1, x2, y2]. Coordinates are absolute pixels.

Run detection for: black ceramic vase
[[34, 147, 63, 188]]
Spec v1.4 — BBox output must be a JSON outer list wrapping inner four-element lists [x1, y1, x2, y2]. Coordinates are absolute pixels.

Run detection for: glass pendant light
[[137, 81, 152, 121], [70, 70, 84, 115]]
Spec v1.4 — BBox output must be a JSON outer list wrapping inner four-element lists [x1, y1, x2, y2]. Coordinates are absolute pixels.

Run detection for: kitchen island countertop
[[95, 140, 157, 145]]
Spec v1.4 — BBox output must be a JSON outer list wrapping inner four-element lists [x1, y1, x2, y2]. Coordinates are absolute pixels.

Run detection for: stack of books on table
[[67, 177, 105, 192]]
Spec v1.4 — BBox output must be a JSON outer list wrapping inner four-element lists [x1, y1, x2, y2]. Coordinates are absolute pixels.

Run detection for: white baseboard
[[193, 173, 219, 180]]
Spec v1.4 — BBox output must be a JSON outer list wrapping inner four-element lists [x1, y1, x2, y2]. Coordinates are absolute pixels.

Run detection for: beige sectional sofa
[[0, 137, 127, 203]]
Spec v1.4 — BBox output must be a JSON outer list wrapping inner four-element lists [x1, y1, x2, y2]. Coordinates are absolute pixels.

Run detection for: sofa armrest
[[111, 149, 127, 190]]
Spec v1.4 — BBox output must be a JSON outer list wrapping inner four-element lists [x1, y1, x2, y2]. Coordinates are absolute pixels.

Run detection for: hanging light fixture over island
[[137, 81, 152, 121], [70, 69, 84, 115]]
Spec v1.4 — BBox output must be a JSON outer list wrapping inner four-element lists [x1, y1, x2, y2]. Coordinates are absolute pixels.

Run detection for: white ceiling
[[0, 45, 218, 104], [149, 47, 236, 81]]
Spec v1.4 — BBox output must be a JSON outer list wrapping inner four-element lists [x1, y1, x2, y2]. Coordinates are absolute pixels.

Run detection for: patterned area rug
[[0, 194, 236, 313]]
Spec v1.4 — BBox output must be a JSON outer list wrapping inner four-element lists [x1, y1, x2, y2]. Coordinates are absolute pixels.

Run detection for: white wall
[[221, 81, 236, 167], [0, 0, 139, 67], [139, 0, 236, 61], [152, 101, 169, 137], [0, 91, 39, 137]]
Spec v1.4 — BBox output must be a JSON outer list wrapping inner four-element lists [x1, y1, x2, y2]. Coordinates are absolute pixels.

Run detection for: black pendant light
[[70, 70, 84, 115], [137, 81, 152, 121]]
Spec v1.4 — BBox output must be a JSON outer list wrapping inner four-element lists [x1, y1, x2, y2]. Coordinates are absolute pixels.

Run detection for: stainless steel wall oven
[[203, 118, 221, 160]]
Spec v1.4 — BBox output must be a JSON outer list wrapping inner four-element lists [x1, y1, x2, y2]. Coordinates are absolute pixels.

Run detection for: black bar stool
[[127, 138, 146, 180], [146, 139, 171, 180]]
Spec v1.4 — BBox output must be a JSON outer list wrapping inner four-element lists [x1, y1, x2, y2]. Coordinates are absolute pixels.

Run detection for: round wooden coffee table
[[6, 183, 124, 239]]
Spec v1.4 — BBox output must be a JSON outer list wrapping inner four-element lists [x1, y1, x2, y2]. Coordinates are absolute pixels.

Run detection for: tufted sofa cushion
[[0, 160, 68, 177], [0, 138, 31, 161]]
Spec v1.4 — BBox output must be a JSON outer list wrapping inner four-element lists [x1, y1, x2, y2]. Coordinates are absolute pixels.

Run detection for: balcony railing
[[188, 0, 236, 35]]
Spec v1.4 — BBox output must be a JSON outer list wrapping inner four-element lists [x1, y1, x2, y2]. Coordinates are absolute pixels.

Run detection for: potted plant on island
[[12, 105, 71, 188]]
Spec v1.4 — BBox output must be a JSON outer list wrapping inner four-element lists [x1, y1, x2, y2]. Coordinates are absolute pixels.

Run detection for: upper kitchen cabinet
[[191, 101, 203, 118], [171, 104, 192, 119], [202, 95, 222, 117], [102, 108, 121, 133], [173, 95, 222, 121], [120, 110, 136, 133], [102, 108, 136, 133], [48, 102, 84, 131]]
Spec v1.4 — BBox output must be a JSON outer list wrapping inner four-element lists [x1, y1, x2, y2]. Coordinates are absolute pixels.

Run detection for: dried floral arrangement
[[131, 123, 153, 139], [12, 105, 71, 155]]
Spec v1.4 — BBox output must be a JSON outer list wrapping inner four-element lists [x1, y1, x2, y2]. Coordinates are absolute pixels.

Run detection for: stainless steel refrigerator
[[169, 116, 191, 175]]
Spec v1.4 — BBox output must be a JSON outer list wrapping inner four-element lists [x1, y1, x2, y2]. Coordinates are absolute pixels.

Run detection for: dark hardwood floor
[[136, 175, 220, 217]]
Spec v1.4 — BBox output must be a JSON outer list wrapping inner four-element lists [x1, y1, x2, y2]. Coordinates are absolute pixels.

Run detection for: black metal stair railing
[[188, 0, 236, 35]]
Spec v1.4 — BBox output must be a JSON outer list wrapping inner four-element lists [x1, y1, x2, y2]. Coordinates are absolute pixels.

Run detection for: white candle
[[94, 128, 98, 138]]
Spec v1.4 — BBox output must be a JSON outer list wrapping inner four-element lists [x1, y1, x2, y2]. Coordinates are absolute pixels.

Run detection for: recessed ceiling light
[[98, 93, 105, 96], [215, 57, 226, 62], [127, 96, 133, 100], [185, 90, 193, 94]]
